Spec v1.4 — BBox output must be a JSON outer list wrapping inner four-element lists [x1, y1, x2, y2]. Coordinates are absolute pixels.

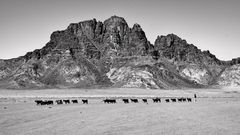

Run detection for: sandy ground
[[0, 88, 240, 135]]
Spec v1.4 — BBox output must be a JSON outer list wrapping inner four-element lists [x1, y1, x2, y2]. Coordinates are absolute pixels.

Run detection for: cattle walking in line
[[35, 100, 54, 105], [56, 100, 63, 105], [142, 99, 148, 103], [40, 100, 53, 105], [72, 100, 78, 104], [48, 100, 54, 105], [178, 98, 183, 102], [165, 99, 170, 103], [182, 98, 187, 102], [187, 98, 192, 102], [122, 99, 129, 103], [82, 99, 88, 104], [63, 100, 70, 104], [40, 101, 47, 105], [171, 99, 177, 102], [152, 98, 161, 103], [35, 100, 42, 105], [130, 99, 138, 103], [103, 99, 117, 104]]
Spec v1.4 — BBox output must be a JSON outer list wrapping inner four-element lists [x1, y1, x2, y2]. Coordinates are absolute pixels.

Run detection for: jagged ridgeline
[[0, 16, 240, 89]]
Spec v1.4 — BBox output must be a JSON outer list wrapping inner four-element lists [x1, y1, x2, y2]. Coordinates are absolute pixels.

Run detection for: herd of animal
[[35, 97, 193, 105], [35, 99, 88, 105]]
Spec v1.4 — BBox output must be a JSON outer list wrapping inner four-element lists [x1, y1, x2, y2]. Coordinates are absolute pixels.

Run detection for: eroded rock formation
[[0, 16, 239, 89]]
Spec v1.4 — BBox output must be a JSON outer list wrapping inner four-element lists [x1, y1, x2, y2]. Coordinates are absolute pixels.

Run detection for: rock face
[[0, 16, 239, 89], [153, 34, 225, 85], [216, 64, 240, 87]]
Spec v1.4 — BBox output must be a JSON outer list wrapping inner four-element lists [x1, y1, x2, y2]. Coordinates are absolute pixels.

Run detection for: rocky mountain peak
[[1, 16, 240, 89], [155, 34, 187, 48], [66, 18, 99, 39], [154, 33, 199, 61], [103, 16, 129, 36], [132, 23, 142, 31], [103, 15, 128, 27]]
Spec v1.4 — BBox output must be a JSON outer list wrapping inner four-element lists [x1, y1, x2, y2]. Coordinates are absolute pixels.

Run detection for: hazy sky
[[0, 0, 239, 60]]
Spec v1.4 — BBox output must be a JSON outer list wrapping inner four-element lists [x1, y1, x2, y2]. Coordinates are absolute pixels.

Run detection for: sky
[[0, 0, 239, 60]]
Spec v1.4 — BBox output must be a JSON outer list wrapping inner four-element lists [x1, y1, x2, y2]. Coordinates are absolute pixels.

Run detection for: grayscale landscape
[[1, 0, 240, 135]]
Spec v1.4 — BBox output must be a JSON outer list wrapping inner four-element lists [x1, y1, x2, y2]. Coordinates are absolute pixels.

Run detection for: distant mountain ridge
[[0, 15, 239, 89]]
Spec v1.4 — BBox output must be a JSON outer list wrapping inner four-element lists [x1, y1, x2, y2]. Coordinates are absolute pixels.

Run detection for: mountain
[[0, 15, 239, 89]]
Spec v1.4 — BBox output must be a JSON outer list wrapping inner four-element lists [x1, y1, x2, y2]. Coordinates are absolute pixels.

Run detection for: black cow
[[63, 100, 70, 104], [40, 101, 47, 105], [56, 100, 63, 105], [49, 100, 54, 105], [41, 100, 53, 105], [46, 100, 53, 105], [131, 99, 138, 103], [142, 99, 148, 103], [152, 98, 161, 103], [178, 98, 183, 102], [122, 99, 129, 103], [72, 100, 78, 104], [182, 98, 187, 102], [171, 99, 177, 102], [103, 99, 117, 104], [187, 98, 192, 102], [35, 100, 42, 105], [165, 99, 170, 103], [82, 99, 88, 104]]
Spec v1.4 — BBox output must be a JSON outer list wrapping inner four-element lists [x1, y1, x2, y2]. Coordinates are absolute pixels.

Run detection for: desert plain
[[0, 88, 240, 135]]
